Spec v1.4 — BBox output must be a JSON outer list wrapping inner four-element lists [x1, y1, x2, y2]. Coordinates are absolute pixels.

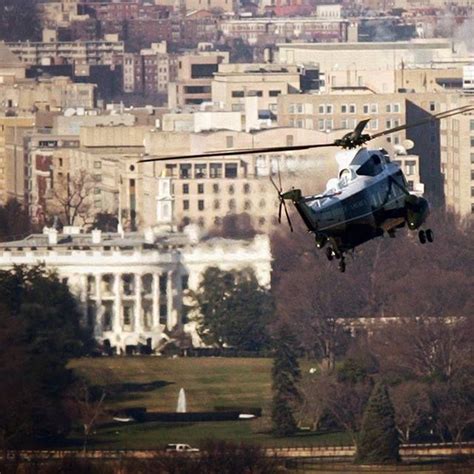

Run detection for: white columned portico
[[135, 273, 143, 337]]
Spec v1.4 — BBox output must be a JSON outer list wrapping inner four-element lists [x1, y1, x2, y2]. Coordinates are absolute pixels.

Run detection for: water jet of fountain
[[176, 387, 186, 413]]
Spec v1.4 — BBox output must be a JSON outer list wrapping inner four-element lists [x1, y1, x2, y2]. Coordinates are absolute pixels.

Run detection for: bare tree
[[430, 380, 474, 444], [372, 316, 474, 381], [391, 381, 431, 443], [65, 379, 107, 453], [297, 372, 331, 431], [49, 170, 98, 226]]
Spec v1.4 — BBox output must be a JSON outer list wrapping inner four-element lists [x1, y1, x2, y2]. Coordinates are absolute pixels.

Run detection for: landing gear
[[418, 229, 434, 244], [326, 247, 333, 261], [426, 229, 434, 243]]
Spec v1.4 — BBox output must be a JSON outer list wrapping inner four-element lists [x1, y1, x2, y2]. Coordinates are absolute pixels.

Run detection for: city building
[[7, 40, 124, 66], [0, 228, 272, 352], [211, 65, 301, 116], [168, 51, 229, 108], [277, 40, 466, 93], [220, 17, 349, 45]]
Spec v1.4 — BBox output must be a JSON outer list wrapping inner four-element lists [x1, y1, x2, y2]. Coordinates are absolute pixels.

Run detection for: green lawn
[[68, 357, 347, 449]]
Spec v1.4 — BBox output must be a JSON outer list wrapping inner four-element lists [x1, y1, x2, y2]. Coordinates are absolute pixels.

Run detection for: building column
[[135, 273, 143, 337], [113, 274, 122, 353], [94, 273, 102, 338], [152, 273, 159, 329], [166, 270, 175, 330]]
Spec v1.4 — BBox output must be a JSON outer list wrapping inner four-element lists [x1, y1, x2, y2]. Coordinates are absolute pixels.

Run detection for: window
[[471, 153, 474, 163], [349, 104, 356, 113], [318, 119, 325, 130], [191, 63, 217, 78], [244, 200, 251, 210], [326, 105, 333, 114], [232, 90, 244, 98], [370, 104, 378, 113], [183, 200, 189, 210], [195, 164, 206, 178], [123, 303, 134, 327], [318, 105, 325, 114], [213, 183, 219, 193], [142, 274, 153, 294], [210, 163, 222, 178], [470, 120, 474, 131], [181, 275, 189, 290], [269, 90, 280, 97], [226, 136, 234, 148], [183, 183, 189, 194], [198, 183, 204, 194], [356, 154, 384, 177], [228, 184, 235, 194], [393, 103, 400, 113], [243, 183, 250, 194], [385, 104, 392, 113], [249, 90, 263, 97], [341, 104, 347, 113], [363, 104, 369, 114], [214, 199, 220, 210], [470, 137, 474, 148], [159, 304, 167, 324], [405, 160, 416, 176], [429, 101, 436, 112], [198, 200, 204, 211], [225, 163, 238, 178], [122, 274, 135, 295], [228, 199, 236, 210], [180, 164, 191, 179]]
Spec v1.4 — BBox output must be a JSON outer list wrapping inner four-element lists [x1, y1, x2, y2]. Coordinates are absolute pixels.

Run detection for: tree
[[191, 267, 273, 351], [65, 379, 107, 453], [271, 324, 301, 436], [0, 0, 41, 42], [0, 265, 94, 449], [391, 381, 431, 443], [48, 169, 98, 226], [356, 383, 400, 464], [91, 212, 119, 232], [0, 199, 33, 242]]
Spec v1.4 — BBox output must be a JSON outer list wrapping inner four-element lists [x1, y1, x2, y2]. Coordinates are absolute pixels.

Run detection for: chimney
[[48, 228, 58, 245], [92, 229, 102, 244]]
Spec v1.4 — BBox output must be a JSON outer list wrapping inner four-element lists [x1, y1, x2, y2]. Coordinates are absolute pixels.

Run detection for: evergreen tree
[[356, 383, 400, 464], [192, 267, 273, 351], [271, 324, 301, 436], [0, 265, 94, 448]]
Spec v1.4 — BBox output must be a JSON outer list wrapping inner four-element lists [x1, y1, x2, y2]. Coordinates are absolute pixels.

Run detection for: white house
[[0, 226, 272, 353]]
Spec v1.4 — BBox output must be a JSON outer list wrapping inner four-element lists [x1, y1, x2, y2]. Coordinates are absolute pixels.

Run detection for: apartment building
[[123, 43, 178, 95], [0, 116, 35, 205], [220, 17, 349, 45], [7, 40, 124, 66]]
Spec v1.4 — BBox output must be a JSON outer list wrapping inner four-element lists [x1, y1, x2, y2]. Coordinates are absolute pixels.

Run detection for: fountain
[[176, 387, 187, 413]]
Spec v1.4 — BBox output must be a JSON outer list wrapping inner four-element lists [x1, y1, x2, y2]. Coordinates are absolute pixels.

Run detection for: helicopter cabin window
[[356, 154, 384, 177]]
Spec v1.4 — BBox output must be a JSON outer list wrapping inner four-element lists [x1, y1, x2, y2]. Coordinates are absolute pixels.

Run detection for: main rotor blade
[[369, 104, 474, 140], [282, 201, 294, 232], [138, 142, 338, 163], [269, 175, 281, 194]]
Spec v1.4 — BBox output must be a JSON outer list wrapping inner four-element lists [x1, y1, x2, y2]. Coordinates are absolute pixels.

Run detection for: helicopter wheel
[[426, 229, 434, 243], [418, 230, 426, 244], [326, 247, 334, 261], [338, 260, 346, 273]]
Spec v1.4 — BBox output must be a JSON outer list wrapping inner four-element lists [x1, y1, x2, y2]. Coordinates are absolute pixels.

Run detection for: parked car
[[165, 443, 200, 453]]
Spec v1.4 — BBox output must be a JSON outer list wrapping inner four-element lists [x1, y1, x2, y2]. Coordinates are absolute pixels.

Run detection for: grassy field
[[68, 357, 349, 449]]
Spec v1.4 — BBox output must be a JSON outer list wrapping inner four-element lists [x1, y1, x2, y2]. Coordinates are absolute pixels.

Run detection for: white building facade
[[0, 228, 272, 353]]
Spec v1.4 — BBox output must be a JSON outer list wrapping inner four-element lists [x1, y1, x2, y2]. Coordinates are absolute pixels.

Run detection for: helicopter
[[139, 104, 474, 272]]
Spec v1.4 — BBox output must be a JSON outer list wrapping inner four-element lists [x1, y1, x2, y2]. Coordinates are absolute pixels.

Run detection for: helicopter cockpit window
[[356, 154, 384, 177], [339, 168, 352, 186]]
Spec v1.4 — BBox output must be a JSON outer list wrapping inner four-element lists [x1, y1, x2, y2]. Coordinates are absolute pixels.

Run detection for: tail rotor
[[269, 163, 294, 232]]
